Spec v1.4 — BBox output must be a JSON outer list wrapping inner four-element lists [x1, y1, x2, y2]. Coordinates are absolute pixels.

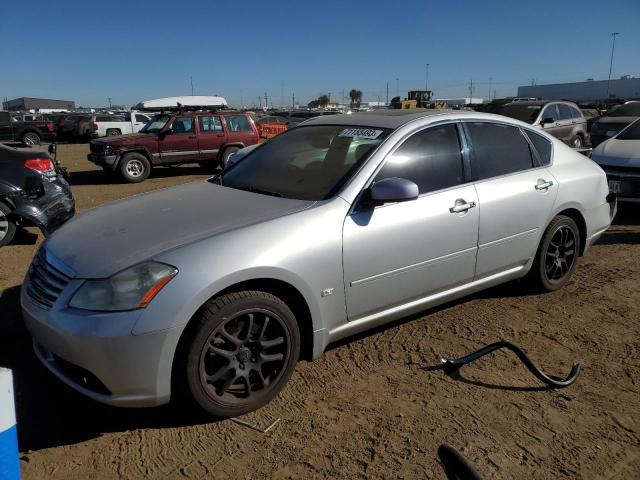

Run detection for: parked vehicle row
[[0, 143, 74, 247], [590, 101, 640, 147], [88, 110, 259, 182], [0, 111, 56, 145], [21, 109, 616, 418]]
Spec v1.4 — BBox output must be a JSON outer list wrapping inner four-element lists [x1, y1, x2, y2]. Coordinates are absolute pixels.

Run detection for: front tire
[[119, 153, 150, 183], [0, 202, 17, 247], [529, 215, 580, 291], [183, 290, 300, 418]]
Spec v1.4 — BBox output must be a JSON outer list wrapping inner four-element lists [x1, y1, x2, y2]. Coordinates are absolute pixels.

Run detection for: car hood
[[45, 181, 314, 278], [592, 138, 640, 166], [92, 133, 156, 146]]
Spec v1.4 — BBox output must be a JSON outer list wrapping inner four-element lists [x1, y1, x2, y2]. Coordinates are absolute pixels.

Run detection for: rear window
[[495, 104, 541, 124], [224, 115, 252, 132]]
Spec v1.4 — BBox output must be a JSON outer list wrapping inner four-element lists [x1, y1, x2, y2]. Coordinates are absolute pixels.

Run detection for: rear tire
[[106, 129, 121, 137], [219, 146, 240, 170], [528, 215, 580, 291], [21, 132, 41, 146], [181, 290, 300, 418], [119, 153, 150, 183], [0, 202, 17, 247], [571, 135, 584, 148]]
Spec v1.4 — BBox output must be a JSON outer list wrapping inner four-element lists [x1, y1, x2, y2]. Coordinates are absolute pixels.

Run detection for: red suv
[[88, 111, 259, 182]]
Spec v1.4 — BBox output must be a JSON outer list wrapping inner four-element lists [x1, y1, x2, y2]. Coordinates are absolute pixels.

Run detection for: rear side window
[[199, 115, 223, 132], [466, 122, 534, 180], [374, 123, 463, 194], [225, 115, 252, 132], [558, 104, 573, 120], [525, 130, 553, 166], [570, 107, 583, 119]]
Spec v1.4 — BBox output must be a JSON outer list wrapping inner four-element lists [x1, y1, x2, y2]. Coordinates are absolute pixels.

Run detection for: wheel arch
[[554, 207, 587, 256], [118, 148, 154, 167]]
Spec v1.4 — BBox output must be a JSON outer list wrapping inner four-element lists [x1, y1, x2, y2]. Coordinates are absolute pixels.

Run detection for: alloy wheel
[[0, 211, 8, 241], [199, 308, 289, 404], [544, 225, 576, 282], [126, 159, 144, 177], [23, 133, 39, 145]]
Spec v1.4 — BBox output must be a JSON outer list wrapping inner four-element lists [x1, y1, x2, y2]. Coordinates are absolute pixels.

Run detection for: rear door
[[556, 104, 576, 144], [158, 116, 199, 164], [464, 121, 557, 278], [197, 115, 226, 162], [222, 114, 259, 147]]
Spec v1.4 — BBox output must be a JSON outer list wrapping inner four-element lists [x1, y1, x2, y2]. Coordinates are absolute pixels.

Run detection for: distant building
[[2, 97, 75, 113], [517, 76, 640, 101]]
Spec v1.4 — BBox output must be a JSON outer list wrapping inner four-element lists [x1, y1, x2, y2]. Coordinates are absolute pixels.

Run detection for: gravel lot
[[1, 143, 638, 479]]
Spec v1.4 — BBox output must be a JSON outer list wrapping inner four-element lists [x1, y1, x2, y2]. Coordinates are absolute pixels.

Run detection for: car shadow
[[69, 166, 213, 186], [613, 204, 640, 226], [9, 229, 39, 246], [0, 284, 221, 453]]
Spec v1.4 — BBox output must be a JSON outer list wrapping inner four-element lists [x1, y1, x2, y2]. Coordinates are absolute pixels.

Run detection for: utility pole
[[107, 97, 111, 109], [386, 82, 389, 104], [606, 32, 620, 100], [190, 76, 194, 96], [425, 63, 430, 92], [264, 92, 268, 109], [292, 92, 295, 109]]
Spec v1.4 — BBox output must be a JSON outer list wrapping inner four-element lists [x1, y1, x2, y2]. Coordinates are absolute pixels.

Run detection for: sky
[[0, 0, 639, 108]]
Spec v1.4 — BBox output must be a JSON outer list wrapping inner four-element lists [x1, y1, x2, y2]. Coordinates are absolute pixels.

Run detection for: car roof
[[302, 109, 459, 129]]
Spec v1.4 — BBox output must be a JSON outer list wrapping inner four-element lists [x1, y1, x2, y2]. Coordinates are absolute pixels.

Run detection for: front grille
[[26, 249, 72, 309]]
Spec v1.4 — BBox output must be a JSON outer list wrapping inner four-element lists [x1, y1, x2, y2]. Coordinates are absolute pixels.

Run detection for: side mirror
[[540, 117, 554, 126], [370, 177, 419, 204]]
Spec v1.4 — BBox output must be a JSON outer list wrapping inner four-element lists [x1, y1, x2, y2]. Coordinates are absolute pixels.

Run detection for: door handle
[[535, 180, 554, 190], [449, 200, 476, 213]]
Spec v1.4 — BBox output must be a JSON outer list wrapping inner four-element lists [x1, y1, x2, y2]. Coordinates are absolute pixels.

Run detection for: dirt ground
[[0, 143, 638, 479]]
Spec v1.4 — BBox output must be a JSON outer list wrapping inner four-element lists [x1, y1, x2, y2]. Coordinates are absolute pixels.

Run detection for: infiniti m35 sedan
[[22, 110, 616, 417]]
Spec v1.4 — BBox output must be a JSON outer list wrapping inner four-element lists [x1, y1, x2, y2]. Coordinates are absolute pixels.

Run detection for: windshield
[[607, 103, 640, 117], [219, 125, 391, 200], [495, 104, 541, 124], [140, 114, 171, 133], [616, 119, 640, 140]]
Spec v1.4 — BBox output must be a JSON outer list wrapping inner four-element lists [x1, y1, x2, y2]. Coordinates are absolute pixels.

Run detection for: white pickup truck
[[90, 111, 153, 138]]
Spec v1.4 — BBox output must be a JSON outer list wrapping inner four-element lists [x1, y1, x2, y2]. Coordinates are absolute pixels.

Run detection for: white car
[[592, 118, 640, 203]]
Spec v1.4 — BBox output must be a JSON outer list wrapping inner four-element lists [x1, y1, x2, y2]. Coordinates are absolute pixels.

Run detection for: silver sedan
[[22, 110, 616, 417]]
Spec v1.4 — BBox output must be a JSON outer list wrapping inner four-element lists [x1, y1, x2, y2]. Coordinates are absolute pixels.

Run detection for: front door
[[463, 121, 557, 278], [343, 123, 479, 320], [197, 115, 226, 163], [158, 116, 199, 164]]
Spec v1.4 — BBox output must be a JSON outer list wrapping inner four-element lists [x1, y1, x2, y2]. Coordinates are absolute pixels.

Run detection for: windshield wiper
[[233, 185, 284, 198]]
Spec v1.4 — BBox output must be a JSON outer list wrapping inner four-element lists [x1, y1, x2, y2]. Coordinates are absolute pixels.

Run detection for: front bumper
[[87, 152, 119, 169], [11, 176, 75, 235], [21, 287, 179, 407]]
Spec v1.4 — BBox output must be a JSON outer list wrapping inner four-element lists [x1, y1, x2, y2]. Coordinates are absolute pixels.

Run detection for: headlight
[[69, 262, 178, 311]]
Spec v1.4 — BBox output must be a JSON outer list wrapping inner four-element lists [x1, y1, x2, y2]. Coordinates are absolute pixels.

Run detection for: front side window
[[571, 107, 583, 119], [199, 115, 223, 132], [171, 117, 194, 134], [135, 114, 149, 123], [220, 125, 390, 200], [374, 123, 463, 194], [466, 122, 534, 180], [525, 130, 553, 166], [541, 105, 558, 122], [224, 115, 252, 132]]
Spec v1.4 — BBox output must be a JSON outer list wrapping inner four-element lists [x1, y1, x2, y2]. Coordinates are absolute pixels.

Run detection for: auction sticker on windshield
[[338, 128, 383, 139]]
